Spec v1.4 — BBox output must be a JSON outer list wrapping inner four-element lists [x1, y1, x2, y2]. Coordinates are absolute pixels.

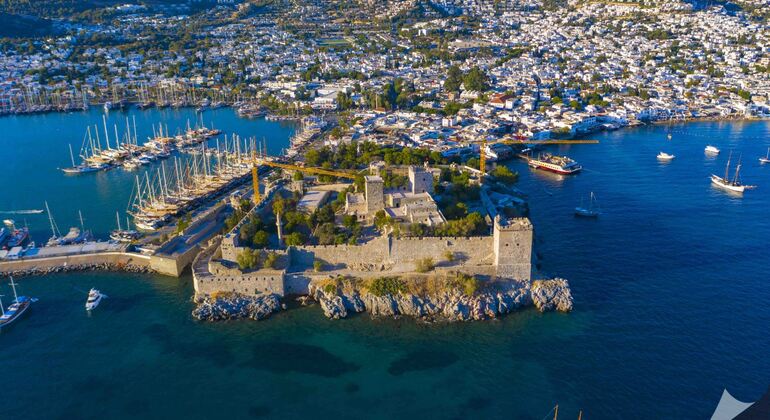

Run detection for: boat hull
[[710, 175, 745, 193], [0, 300, 31, 329], [529, 161, 582, 175]]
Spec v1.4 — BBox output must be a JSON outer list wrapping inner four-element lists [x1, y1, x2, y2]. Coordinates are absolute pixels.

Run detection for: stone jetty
[[2, 262, 151, 278]]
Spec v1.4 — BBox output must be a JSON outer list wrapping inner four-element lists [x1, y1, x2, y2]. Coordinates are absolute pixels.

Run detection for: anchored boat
[[85, 288, 106, 311], [575, 192, 600, 218], [705, 145, 720, 155], [0, 277, 36, 329], [759, 148, 770, 164], [711, 152, 755, 194], [528, 153, 582, 175], [657, 152, 675, 161]]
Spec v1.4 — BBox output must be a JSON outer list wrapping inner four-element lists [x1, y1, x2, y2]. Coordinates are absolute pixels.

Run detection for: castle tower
[[365, 175, 385, 215], [493, 215, 533, 281], [408, 165, 434, 195]]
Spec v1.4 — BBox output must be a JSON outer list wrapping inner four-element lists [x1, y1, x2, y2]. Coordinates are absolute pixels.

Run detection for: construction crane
[[479, 138, 599, 178], [250, 157, 357, 205]]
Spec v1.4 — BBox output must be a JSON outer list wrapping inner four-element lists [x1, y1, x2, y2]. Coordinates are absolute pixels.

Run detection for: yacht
[[0, 277, 36, 329], [705, 145, 720, 155], [657, 152, 675, 161], [85, 288, 106, 311]]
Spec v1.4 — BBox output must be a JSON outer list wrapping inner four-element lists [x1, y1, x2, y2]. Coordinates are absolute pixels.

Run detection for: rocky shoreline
[[192, 294, 283, 321], [309, 278, 573, 322], [0, 262, 152, 278], [192, 277, 573, 323]]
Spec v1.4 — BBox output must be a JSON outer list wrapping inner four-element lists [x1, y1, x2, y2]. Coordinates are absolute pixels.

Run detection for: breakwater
[[0, 251, 151, 277]]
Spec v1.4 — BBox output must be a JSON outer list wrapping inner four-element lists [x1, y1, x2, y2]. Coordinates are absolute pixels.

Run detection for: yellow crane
[[479, 138, 600, 178], [250, 157, 357, 205]]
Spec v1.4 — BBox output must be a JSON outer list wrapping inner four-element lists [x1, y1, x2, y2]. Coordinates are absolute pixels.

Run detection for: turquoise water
[[2, 119, 770, 419], [0, 107, 296, 241]]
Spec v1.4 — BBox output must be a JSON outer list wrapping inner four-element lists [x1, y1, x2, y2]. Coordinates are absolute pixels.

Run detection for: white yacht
[[85, 288, 106, 311], [657, 152, 675, 161], [705, 145, 720, 155]]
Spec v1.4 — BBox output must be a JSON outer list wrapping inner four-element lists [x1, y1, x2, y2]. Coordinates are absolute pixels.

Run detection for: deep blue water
[[1, 119, 769, 419], [0, 107, 296, 242]]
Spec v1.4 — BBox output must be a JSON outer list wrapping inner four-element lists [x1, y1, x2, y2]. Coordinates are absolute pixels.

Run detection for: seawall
[[0, 252, 152, 276]]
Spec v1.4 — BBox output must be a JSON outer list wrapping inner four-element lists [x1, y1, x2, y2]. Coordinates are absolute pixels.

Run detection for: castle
[[194, 165, 533, 298]]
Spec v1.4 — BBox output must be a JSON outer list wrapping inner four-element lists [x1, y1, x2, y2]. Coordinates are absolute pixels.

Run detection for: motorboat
[[657, 152, 675, 161], [85, 288, 106, 311], [759, 148, 770, 164], [705, 145, 720, 155]]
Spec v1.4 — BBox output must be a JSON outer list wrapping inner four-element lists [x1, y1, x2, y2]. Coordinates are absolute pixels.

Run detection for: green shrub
[[366, 277, 407, 296], [313, 260, 324, 272], [236, 249, 259, 270], [415, 257, 435, 273], [264, 252, 278, 269], [444, 250, 454, 262]]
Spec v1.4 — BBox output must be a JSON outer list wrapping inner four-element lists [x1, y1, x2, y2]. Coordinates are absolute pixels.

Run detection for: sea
[[1, 110, 769, 419]]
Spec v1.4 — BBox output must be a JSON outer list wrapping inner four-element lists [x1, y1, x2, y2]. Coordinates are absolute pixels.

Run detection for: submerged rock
[[192, 294, 282, 321]]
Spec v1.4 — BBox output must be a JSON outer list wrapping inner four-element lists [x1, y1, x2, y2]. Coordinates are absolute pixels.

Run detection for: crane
[[250, 157, 357, 205], [479, 137, 599, 178]]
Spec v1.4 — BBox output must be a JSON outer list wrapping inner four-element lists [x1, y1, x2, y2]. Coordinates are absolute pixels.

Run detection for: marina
[[1, 120, 768, 419]]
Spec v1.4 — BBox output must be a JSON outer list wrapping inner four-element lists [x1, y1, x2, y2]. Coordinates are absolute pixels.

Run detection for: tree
[[252, 230, 269, 248], [444, 65, 463, 92], [264, 252, 278, 269], [463, 66, 489, 92], [491, 166, 519, 185], [237, 249, 259, 270], [284, 232, 306, 246]]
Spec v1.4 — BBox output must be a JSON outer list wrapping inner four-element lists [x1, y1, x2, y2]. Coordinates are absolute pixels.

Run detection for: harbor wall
[[0, 252, 151, 274]]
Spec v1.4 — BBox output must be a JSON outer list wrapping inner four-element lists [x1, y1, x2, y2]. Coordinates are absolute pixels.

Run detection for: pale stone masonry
[[196, 216, 534, 298]]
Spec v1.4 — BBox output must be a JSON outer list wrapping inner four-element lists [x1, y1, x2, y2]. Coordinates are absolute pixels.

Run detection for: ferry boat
[[575, 192, 600, 218], [705, 145, 720, 155], [710, 152, 755, 194], [528, 153, 582, 175], [0, 277, 36, 329], [85, 288, 106, 311], [657, 152, 675, 161], [759, 148, 770, 164]]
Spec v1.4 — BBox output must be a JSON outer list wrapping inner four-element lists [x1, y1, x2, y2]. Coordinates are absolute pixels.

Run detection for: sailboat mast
[[724, 152, 731, 181], [69, 144, 76, 167], [10, 276, 19, 303], [116, 211, 122, 231]]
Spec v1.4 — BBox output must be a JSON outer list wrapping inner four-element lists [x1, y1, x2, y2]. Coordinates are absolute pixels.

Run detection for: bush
[[415, 258, 435, 273], [448, 273, 481, 296], [313, 260, 325, 272], [444, 250, 454, 262], [264, 252, 278, 269], [236, 249, 259, 270], [366, 277, 407, 296]]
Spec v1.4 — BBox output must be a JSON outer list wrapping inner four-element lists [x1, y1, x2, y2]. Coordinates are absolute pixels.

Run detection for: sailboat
[[759, 148, 770, 164], [0, 277, 37, 329], [710, 152, 755, 193], [575, 192, 600, 217]]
